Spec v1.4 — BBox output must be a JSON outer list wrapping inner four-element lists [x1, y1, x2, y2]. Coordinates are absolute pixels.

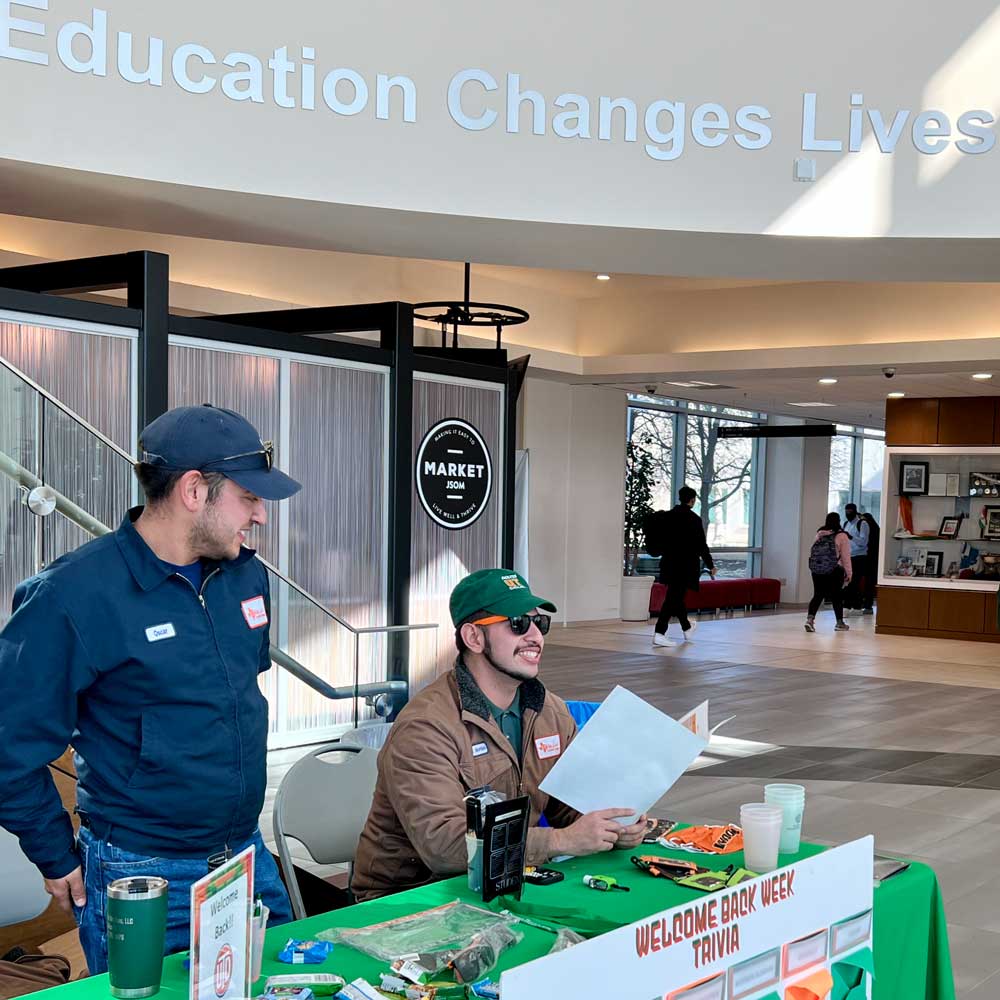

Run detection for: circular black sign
[[416, 418, 493, 530]]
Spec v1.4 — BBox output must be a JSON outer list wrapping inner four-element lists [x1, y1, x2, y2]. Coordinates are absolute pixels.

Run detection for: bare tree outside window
[[630, 407, 673, 509], [684, 413, 753, 546]]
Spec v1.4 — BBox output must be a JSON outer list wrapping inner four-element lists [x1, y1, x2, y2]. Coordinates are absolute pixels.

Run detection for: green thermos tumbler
[[106, 876, 169, 998]]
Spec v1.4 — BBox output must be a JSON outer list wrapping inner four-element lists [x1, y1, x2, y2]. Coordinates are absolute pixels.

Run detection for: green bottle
[[106, 876, 169, 998]]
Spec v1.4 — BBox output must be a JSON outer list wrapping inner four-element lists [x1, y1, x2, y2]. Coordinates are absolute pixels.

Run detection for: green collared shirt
[[486, 687, 523, 764]]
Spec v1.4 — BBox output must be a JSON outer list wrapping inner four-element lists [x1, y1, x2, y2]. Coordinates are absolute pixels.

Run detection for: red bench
[[649, 577, 781, 615]]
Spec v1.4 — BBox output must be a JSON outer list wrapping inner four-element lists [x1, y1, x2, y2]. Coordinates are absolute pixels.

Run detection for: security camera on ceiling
[[882, 367, 896, 379], [645, 384, 658, 394]]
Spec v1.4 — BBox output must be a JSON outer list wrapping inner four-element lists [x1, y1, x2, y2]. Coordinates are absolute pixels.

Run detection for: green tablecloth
[[33, 839, 955, 1000]]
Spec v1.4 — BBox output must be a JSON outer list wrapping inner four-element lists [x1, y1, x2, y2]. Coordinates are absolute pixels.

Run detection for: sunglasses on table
[[471, 612, 551, 636]]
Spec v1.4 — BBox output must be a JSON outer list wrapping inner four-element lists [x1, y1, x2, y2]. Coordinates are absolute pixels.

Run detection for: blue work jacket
[[0, 509, 272, 879]]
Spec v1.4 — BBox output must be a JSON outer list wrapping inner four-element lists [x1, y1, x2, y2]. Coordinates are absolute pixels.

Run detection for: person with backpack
[[805, 512, 853, 633]]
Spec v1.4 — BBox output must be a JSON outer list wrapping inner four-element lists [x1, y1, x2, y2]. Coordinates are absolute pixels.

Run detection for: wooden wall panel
[[876, 586, 929, 629], [929, 590, 987, 633], [885, 398, 940, 445], [939, 397, 997, 446]]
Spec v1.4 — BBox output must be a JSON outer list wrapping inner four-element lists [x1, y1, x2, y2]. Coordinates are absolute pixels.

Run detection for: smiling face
[[189, 476, 266, 561], [461, 608, 545, 683]]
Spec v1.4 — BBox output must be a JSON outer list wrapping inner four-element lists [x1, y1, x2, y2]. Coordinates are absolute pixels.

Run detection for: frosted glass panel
[[409, 377, 503, 692], [0, 321, 135, 626], [284, 360, 388, 732]]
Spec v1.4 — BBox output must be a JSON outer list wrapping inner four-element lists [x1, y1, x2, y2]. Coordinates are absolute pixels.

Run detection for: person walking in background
[[860, 512, 880, 615], [651, 485, 715, 648], [805, 512, 852, 633], [842, 502, 869, 613]]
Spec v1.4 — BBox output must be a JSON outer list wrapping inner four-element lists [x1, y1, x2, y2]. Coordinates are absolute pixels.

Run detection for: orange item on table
[[663, 824, 744, 854]]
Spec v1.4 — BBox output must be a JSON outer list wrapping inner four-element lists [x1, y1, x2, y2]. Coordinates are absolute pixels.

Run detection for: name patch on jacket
[[472, 742, 489, 757], [145, 622, 176, 643], [241, 595, 268, 629], [535, 734, 561, 760]]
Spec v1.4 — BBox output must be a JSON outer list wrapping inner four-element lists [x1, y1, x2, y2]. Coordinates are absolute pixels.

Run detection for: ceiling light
[[787, 401, 836, 407], [596, 273, 611, 281], [887, 392, 905, 399], [665, 381, 699, 388], [689, 380, 719, 387], [972, 373, 993, 381], [818, 378, 838, 385]]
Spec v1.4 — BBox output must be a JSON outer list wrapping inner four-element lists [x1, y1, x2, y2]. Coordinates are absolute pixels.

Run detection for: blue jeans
[[74, 826, 292, 975]]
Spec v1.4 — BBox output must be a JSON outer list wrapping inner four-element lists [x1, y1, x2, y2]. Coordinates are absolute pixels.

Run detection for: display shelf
[[879, 446, 1000, 593]]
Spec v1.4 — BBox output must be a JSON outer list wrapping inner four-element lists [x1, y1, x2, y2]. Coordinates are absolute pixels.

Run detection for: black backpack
[[642, 510, 669, 557], [808, 533, 840, 575]]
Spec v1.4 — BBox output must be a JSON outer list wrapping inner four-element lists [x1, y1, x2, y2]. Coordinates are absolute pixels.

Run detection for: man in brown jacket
[[352, 568, 647, 901]]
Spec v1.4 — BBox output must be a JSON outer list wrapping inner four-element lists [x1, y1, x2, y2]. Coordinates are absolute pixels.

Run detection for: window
[[827, 424, 885, 519], [628, 405, 674, 511], [627, 396, 764, 577]]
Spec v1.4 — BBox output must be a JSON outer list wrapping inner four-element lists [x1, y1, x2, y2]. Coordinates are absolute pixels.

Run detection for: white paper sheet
[[539, 685, 707, 823]]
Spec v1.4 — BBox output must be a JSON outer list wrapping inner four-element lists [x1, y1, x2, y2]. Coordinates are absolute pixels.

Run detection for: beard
[[189, 504, 238, 561], [482, 631, 539, 682]]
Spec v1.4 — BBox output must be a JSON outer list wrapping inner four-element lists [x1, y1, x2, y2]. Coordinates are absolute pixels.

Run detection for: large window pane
[[860, 437, 885, 517], [628, 406, 673, 510], [683, 414, 754, 548], [828, 435, 853, 514]]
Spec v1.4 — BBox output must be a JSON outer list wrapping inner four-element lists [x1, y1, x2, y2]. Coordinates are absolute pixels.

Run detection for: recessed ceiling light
[[818, 378, 838, 385], [787, 401, 836, 407], [887, 392, 905, 399], [972, 372, 993, 381], [596, 273, 611, 281]]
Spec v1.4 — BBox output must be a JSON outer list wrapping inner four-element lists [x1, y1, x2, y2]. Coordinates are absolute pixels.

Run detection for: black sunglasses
[[472, 612, 551, 636]]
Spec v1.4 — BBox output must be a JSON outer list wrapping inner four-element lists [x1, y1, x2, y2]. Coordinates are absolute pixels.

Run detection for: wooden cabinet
[[885, 398, 940, 445], [928, 590, 987, 633], [986, 594, 1000, 635], [876, 587, 929, 629], [939, 397, 996, 446]]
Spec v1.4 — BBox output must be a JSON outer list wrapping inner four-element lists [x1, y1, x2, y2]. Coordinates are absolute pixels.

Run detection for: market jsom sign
[[416, 418, 492, 530]]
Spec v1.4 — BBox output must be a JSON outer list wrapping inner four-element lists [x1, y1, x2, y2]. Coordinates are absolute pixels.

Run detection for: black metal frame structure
[[0, 252, 527, 708]]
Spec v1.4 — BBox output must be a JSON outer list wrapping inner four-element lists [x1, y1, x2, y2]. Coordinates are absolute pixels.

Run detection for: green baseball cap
[[450, 568, 557, 626]]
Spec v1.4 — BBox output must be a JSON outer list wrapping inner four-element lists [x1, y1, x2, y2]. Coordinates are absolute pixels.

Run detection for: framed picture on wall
[[899, 461, 929, 496], [939, 514, 964, 539], [925, 551, 944, 577], [983, 507, 1000, 540]]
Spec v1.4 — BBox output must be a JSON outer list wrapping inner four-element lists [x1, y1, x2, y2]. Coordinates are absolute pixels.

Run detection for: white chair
[[0, 826, 50, 927], [272, 743, 379, 921]]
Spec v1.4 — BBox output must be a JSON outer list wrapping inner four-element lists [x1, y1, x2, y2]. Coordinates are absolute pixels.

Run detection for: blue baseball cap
[[139, 404, 301, 501]]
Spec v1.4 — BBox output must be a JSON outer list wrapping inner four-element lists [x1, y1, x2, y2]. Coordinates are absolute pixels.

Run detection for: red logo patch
[[241, 595, 268, 630], [214, 944, 233, 997]]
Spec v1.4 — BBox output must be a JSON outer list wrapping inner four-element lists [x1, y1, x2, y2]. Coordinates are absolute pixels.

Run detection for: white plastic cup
[[764, 784, 806, 854], [740, 804, 783, 873]]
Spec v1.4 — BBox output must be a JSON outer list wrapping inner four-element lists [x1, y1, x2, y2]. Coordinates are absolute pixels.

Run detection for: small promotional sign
[[189, 846, 255, 1000]]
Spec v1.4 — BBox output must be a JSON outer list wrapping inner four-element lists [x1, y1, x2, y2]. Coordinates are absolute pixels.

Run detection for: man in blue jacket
[[0, 404, 301, 974]]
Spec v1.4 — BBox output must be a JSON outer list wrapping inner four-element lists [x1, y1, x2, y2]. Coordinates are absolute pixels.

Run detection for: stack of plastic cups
[[764, 783, 806, 854], [739, 803, 783, 873]]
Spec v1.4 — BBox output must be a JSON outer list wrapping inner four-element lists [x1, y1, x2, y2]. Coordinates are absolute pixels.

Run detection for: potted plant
[[621, 435, 656, 621]]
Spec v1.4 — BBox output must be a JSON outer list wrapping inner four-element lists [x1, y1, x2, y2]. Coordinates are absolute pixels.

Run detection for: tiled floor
[[265, 610, 1000, 997]]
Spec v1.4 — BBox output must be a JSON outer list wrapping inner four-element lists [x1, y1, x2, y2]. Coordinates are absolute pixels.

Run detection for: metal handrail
[[0, 353, 437, 714]]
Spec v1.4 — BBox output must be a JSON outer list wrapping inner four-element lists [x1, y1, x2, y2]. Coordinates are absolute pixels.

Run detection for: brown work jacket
[[351, 661, 581, 902]]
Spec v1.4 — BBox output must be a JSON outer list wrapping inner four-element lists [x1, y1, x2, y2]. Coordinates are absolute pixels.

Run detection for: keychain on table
[[583, 875, 630, 892]]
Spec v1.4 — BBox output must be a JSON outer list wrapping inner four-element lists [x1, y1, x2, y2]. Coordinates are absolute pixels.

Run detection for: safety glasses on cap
[[204, 440, 274, 472], [471, 612, 551, 636]]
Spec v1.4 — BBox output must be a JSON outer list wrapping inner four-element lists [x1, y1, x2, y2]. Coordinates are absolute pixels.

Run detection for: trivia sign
[[189, 846, 255, 1000], [501, 837, 874, 1000]]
